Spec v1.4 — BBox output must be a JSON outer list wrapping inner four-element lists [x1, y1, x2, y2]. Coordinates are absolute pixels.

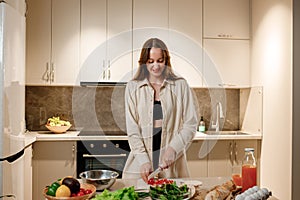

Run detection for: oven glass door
[[82, 153, 127, 176]]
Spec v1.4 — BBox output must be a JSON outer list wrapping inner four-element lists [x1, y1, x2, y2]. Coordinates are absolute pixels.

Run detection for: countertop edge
[[22, 131, 262, 146]]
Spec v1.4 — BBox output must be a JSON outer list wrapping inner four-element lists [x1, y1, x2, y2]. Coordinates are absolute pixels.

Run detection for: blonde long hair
[[133, 38, 180, 81]]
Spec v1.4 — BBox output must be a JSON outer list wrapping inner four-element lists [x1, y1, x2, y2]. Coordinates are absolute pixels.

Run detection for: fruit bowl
[[45, 125, 72, 134], [43, 183, 96, 200]]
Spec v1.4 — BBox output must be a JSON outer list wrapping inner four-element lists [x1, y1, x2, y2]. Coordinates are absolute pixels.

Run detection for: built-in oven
[[76, 140, 130, 178]]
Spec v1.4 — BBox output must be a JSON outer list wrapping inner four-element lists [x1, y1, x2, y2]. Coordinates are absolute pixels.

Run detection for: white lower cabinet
[[187, 141, 208, 177], [32, 141, 76, 200], [187, 140, 259, 178], [207, 140, 258, 177]]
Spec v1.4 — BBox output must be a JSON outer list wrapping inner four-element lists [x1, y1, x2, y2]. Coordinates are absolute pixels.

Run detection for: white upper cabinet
[[107, 0, 132, 82], [169, 0, 203, 87], [80, 0, 132, 83], [26, 0, 51, 85], [132, 0, 204, 87], [203, 0, 250, 39], [52, 0, 80, 85], [132, 0, 169, 72], [26, 0, 250, 86], [80, 0, 107, 83], [203, 39, 250, 87], [26, 0, 80, 85]]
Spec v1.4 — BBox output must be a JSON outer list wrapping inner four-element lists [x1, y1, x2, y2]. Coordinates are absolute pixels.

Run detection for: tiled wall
[[25, 86, 245, 132]]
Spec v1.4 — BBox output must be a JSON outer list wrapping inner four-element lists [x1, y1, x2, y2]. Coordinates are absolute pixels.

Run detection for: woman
[[123, 38, 198, 182]]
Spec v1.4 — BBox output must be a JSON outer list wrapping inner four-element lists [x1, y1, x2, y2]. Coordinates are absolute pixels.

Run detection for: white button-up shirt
[[123, 78, 198, 179]]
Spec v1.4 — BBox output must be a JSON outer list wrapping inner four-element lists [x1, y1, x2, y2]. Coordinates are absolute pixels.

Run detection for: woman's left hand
[[161, 146, 176, 169]]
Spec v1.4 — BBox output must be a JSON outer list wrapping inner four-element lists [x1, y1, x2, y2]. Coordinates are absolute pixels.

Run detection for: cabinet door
[[26, 0, 80, 85], [26, 0, 51, 85], [169, 0, 203, 87], [186, 141, 208, 177], [32, 141, 76, 200], [132, 0, 169, 71], [203, 0, 250, 39], [207, 140, 233, 177], [207, 140, 259, 178], [52, 0, 80, 85], [203, 39, 250, 87], [107, 0, 132, 82], [80, 0, 107, 83]]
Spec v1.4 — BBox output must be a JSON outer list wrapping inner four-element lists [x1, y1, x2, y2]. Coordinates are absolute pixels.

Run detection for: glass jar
[[242, 148, 257, 191]]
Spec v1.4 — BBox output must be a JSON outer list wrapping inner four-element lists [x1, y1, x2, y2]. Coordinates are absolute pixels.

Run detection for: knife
[[148, 166, 163, 180]]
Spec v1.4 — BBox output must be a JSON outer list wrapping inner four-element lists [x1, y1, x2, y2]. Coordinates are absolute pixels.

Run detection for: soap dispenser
[[198, 116, 205, 132]]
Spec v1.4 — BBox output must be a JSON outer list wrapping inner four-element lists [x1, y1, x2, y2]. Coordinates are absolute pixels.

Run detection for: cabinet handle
[[229, 142, 234, 165], [234, 142, 238, 165], [42, 62, 50, 82], [50, 63, 55, 83], [82, 154, 127, 158], [108, 60, 111, 80], [217, 34, 233, 38], [102, 60, 106, 80], [72, 144, 75, 161]]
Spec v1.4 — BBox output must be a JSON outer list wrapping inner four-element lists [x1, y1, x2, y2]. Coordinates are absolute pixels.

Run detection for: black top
[[153, 100, 163, 168], [153, 100, 163, 120]]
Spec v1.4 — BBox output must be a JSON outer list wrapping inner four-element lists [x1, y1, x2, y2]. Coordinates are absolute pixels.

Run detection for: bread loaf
[[204, 180, 236, 200]]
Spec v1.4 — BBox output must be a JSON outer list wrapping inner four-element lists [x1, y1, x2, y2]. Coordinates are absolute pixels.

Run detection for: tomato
[[77, 191, 85, 196], [84, 189, 92, 194], [147, 178, 174, 186]]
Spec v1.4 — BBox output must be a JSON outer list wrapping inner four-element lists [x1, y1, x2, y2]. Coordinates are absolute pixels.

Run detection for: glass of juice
[[232, 165, 242, 188], [232, 174, 242, 187]]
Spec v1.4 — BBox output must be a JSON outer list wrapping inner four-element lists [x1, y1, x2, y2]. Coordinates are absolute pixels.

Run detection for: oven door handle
[[82, 154, 127, 158]]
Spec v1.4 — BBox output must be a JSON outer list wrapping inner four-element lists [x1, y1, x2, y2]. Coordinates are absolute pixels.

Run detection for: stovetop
[[78, 130, 127, 136]]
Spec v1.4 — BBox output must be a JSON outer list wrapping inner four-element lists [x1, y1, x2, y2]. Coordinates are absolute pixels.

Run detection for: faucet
[[211, 102, 224, 132]]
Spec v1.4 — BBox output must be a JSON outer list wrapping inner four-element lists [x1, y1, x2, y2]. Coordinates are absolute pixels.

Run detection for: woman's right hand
[[140, 162, 152, 183]]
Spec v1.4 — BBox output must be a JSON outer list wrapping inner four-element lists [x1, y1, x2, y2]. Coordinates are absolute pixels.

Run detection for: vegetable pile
[[45, 177, 93, 198], [149, 182, 189, 200], [47, 116, 71, 126], [91, 182, 189, 200], [91, 186, 139, 200]]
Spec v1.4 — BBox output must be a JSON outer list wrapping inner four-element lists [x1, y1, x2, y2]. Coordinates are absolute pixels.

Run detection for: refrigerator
[[0, 1, 27, 199]]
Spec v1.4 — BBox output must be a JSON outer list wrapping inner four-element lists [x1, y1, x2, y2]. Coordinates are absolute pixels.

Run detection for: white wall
[[292, 1, 300, 199], [251, 0, 292, 199]]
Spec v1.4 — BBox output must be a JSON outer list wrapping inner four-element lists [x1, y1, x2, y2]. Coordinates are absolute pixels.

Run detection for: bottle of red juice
[[242, 148, 257, 192]]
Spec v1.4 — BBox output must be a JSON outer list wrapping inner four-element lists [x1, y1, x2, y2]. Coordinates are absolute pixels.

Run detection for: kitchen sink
[[204, 131, 249, 135]]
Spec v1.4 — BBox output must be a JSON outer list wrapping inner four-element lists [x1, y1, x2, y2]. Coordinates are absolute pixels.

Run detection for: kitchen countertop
[[110, 177, 231, 191], [22, 130, 262, 146], [100, 177, 278, 200]]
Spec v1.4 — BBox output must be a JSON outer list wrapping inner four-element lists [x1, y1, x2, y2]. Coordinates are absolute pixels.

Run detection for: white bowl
[[45, 125, 72, 134]]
